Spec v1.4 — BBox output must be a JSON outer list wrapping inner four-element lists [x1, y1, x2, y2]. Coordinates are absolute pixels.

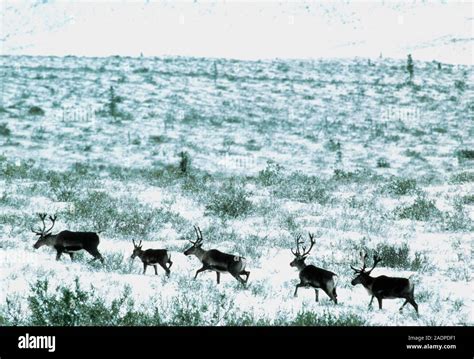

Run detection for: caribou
[[131, 239, 172, 276], [31, 213, 104, 263], [183, 226, 250, 286], [351, 252, 418, 314], [290, 233, 338, 303]]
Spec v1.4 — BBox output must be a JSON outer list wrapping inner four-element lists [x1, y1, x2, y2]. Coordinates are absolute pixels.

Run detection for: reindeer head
[[350, 251, 382, 286], [131, 240, 143, 260], [183, 226, 204, 256], [31, 213, 57, 249], [290, 233, 315, 269]]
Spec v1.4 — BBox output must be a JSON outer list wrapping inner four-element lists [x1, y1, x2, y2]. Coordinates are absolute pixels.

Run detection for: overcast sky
[[1, 1, 472, 64]]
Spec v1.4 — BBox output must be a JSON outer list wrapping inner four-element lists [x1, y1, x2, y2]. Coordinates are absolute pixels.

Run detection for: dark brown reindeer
[[351, 252, 418, 314], [131, 239, 172, 276], [290, 233, 338, 303], [183, 226, 250, 286], [31, 213, 104, 263]]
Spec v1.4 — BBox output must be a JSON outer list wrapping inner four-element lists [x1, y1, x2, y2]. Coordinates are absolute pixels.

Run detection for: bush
[[179, 151, 191, 175], [28, 106, 45, 116], [276, 172, 329, 204], [450, 172, 474, 184], [397, 197, 441, 221], [384, 178, 418, 196], [456, 149, 474, 162], [257, 161, 283, 186], [26, 278, 158, 326], [0, 123, 11, 137], [282, 310, 366, 326], [374, 243, 428, 271], [205, 180, 253, 218], [376, 158, 390, 168], [442, 202, 473, 232], [332, 169, 380, 184]]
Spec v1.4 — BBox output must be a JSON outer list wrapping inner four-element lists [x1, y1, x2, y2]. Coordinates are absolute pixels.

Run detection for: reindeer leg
[[230, 272, 246, 286], [332, 288, 338, 304], [376, 296, 383, 310], [158, 261, 171, 276], [56, 250, 63, 261], [409, 299, 419, 315], [68, 253, 74, 261], [294, 283, 304, 297], [321, 287, 336, 304], [368, 295, 375, 308], [153, 265, 158, 275], [143, 263, 147, 274], [399, 299, 409, 311], [86, 249, 104, 264], [194, 265, 208, 279], [167, 259, 173, 269], [216, 272, 220, 284], [314, 289, 319, 302]]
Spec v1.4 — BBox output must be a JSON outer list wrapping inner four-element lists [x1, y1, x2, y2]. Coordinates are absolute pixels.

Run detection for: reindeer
[[31, 213, 104, 263], [183, 226, 250, 286], [290, 233, 338, 303], [130, 240, 172, 276], [351, 251, 418, 314]]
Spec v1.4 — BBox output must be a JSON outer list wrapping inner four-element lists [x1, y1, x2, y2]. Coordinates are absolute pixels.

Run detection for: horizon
[[1, 1, 472, 65]]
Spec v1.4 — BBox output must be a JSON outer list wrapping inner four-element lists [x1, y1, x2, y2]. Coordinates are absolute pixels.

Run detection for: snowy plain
[[0, 55, 472, 326]]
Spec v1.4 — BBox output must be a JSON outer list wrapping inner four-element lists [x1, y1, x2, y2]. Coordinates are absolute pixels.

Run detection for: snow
[[0, 54, 472, 326]]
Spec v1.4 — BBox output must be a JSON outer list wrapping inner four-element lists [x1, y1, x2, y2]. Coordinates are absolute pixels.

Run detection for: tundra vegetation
[[0, 55, 471, 326]]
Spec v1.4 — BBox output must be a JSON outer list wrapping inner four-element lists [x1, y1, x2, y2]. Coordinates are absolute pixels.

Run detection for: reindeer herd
[[30, 213, 419, 314]]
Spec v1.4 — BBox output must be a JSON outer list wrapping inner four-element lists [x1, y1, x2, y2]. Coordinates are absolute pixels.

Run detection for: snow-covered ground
[[0, 55, 472, 325]]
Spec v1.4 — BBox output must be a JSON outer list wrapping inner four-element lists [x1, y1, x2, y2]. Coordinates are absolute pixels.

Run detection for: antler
[[300, 232, 315, 257], [45, 215, 57, 234], [291, 234, 303, 256], [31, 213, 48, 235], [133, 239, 143, 248], [190, 225, 204, 246], [367, 252, 382, 274], [351, 250, 368, 273]]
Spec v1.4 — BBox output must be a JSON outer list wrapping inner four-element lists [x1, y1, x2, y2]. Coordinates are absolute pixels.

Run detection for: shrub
[[26, 278, 158, 326], [374, 243, 428, 271], [276, 172, 329, 204], [205, 180, 253, 218], [442, 202, 473, 232], [28, 106, 45, 116], [179, 151, 191, 175], [397, 197, 441, 221], [461, 195, 474, 205], [257, 161, 283, 186], [456, 149, 474, 162], [384, 178, 418, 196], [0, 123, 11, 137], [282, 310, 366, 326], [450, 171, 474, 184], [376, 158, 390, 168]]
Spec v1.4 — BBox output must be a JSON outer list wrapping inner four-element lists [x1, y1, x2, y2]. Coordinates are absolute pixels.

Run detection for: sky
[[0, 0, 472, 64]]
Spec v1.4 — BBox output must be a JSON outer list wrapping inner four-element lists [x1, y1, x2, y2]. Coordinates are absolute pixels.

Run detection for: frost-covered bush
[[384, 177, 418, 196], [279, 310, 366, 326], [24, 278, 156, 326], [205, 180, 253, 218], [178, 151, 191, 175], [257, 161, 283, 186], [0, 123, 11, 137], [397, 196, 441, 221], [450, 171, 474, 184], [276, 172, 330, 204], [374, 243, 428, 271], [441, 201, 474, 232]]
